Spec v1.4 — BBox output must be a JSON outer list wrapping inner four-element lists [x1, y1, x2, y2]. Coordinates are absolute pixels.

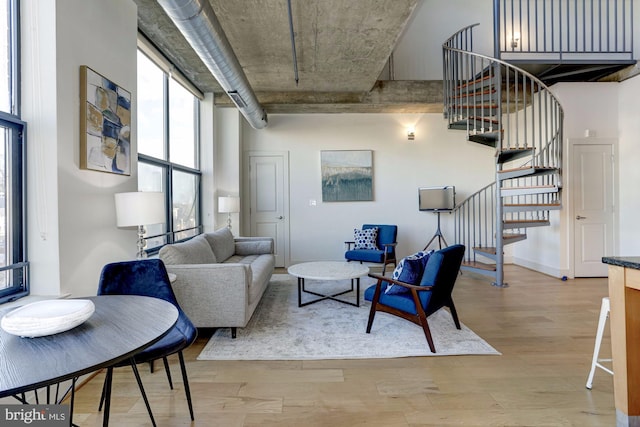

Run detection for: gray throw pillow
[[204, 227, 235, 261], [159, 234, 217, 265]]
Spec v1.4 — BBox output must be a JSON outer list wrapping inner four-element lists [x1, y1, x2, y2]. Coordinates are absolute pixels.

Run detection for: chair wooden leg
[[231, 327, 237, 338], [415, 304, 436, 353], [178, 351, 195, 420], [366, 281, 383, 333], [162, 356, 174, 390], [448, 299, 461, 330], [366, 303, 377, 333]]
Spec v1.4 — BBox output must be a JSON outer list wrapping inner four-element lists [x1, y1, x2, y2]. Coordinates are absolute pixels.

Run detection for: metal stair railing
[[496, 0, 634, 60], [443, 24, 564, 287]]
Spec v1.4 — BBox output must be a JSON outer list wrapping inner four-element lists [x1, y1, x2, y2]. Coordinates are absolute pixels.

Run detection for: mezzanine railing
[[495, 0, 634, 60]]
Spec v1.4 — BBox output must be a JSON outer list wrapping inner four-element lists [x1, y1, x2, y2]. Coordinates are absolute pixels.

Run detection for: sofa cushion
[[235, 240, 273, 256], [159, 234, 217, 265], [204, 228, 235, 262]]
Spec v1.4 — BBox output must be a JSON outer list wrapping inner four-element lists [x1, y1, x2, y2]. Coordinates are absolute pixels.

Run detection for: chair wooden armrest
[[345, 241, 355, 249], [368, 272, 433, 291], [380, 242, 397, 253]]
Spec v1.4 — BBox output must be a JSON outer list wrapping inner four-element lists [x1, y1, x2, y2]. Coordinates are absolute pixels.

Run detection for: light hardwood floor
[[67, 265, 613, 426]]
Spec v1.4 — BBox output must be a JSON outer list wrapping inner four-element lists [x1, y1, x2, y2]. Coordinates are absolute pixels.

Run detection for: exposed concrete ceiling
[[134, 0, 442, 113]]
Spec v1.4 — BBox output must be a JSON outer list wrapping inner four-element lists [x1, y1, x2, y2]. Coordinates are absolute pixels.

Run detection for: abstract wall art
[[80, 66, 131, 175], [321, 150, 373, 202]]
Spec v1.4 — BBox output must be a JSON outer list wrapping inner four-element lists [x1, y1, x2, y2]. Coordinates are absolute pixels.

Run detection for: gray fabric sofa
[[158, 227, 275, 337]]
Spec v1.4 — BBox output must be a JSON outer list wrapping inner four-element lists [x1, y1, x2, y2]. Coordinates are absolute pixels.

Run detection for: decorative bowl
[[1, 299, 95, 338]]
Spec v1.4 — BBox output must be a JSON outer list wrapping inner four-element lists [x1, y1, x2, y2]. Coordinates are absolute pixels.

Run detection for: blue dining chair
[[97, 258, 196, 424], [364, 244, 465, 353]]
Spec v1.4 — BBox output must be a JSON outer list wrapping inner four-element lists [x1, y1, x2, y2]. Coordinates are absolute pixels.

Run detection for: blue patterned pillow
[[353, 227, 378, 250], [385, 250, 434, 295]]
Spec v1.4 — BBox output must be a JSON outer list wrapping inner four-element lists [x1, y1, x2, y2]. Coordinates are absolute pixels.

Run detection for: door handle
[[576, 215, 587, 220], [277, 216, 284, 220]]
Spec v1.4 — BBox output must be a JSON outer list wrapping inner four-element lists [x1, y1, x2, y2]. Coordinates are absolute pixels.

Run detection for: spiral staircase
[[442, 24, 564, 287]]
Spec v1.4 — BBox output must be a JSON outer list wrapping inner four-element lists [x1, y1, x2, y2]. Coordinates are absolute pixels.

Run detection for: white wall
[[22, 0, 138, 298], [242, 113, 495, 264], [214, 107, 243, 232], [22, 0, 61, 297], [392, 0, 494, 80], [21, 0, 215, 298], [512, 82, 622, 277], [617, 75, 640, 255]]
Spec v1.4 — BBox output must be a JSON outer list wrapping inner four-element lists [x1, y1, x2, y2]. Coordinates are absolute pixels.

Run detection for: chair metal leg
[[129, 358, 157, 427], [178, 351, 195, 420], [586, 297, 613, 389], [231, 327, 237, 338], [102, 367, 113, 427], [162, 356, 174, 389]]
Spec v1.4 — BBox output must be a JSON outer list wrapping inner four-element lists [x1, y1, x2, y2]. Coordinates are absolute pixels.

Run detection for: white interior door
[[572, 143, 614, 277], [247, 152, 289, 267]]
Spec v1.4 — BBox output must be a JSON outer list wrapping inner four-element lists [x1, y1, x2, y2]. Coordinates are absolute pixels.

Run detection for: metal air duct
[[157, 0, 268, 129]]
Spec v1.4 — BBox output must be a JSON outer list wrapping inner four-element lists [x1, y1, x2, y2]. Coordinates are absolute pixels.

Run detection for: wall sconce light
[[407, 127, 415, 141], [511, 32, 520, 48]]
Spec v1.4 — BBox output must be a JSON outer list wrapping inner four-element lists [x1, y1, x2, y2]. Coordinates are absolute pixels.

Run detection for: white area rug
[[198, 274, 500, 360]]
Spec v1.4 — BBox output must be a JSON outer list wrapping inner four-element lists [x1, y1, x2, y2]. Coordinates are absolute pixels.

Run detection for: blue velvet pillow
[[385, 250, 433, 295]]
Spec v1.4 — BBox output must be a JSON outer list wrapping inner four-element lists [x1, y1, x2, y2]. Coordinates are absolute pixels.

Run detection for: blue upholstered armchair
[[345, 224, 398, 275], [364, 244, 465, 353]]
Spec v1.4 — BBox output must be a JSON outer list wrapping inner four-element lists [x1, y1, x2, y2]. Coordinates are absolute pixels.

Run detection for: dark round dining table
[[0, 295, 178, 425]]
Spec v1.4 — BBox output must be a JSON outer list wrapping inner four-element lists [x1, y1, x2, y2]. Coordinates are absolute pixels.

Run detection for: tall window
[[137, 49, 201, 252], [0, 0, 27, 304]]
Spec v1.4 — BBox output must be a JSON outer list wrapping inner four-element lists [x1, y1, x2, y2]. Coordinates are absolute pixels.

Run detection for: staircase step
[[501, 185, 559, 196], [503, 202, 562, 212], [468, 132, 500, 147], [503, 233, 527, 244], [460, 261, 498, 279], [503, 219, 550, 229], [497, 148, 535, 164], [473, 246, 497, 255], [452, 88, 497, 101], [498, 166, 557, 180], [456, 74, 500, 93], [449, 117, 499, 132]]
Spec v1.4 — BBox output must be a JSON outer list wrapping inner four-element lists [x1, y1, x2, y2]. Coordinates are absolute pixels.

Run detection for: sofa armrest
[[234, 237, 274, 255]]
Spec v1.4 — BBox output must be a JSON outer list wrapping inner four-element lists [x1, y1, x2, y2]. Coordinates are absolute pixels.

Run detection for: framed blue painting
[[321, 150, 373, 202]]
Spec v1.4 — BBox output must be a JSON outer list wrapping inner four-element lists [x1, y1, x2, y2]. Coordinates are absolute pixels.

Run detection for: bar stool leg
[[586, 297, 613, 389]]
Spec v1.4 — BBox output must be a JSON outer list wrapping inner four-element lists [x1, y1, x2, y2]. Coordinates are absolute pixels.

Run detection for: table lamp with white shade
[[218, 196, 240, 230], [115, 191, 165, 259]]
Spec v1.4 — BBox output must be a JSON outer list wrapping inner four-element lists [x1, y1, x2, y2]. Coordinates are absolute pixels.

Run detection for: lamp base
[[136, 225, 148, 260]]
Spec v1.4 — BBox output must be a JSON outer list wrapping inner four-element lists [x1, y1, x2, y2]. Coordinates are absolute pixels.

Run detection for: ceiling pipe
[[157, 0, 268, 129]]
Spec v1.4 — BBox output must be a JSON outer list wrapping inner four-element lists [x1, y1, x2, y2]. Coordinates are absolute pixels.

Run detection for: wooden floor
[[61, 266, 618, 425]]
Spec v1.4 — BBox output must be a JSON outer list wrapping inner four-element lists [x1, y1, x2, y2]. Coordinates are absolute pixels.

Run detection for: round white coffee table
[[287, 261, 369, 307]]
